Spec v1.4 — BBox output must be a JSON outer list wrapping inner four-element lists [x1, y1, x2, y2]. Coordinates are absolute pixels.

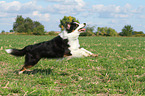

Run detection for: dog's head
[[59, 21, 86, 39], [65, 21, 86, 33]]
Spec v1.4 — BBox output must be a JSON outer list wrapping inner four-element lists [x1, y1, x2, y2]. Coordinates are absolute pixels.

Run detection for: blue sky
[[0, 0, 145, 32]]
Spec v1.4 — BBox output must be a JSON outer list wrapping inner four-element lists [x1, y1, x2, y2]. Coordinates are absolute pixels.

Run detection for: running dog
[[5, 21, 98, 74]]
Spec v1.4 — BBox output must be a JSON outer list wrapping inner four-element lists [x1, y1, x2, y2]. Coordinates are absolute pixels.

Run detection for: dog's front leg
[[80, 48, 98, 57]]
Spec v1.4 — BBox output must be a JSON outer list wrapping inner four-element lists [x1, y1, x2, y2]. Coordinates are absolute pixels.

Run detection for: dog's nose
[[84, 23, 86, 26]]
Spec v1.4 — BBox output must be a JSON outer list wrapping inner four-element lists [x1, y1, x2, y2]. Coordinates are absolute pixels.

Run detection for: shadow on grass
[[22, 68, 52, 75], [14, 68, 70, 76], [60, 72, 69, 76]]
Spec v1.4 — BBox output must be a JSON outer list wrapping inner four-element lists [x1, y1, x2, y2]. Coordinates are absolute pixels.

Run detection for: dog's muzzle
[[78, 23, 86, 32]]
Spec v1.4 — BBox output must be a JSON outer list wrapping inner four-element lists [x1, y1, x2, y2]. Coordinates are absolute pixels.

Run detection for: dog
[[5, 21, 98, 74]]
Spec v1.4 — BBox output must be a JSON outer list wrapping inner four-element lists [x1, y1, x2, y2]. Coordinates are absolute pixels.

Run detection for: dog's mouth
[[78, 23, 86, 32], [78, 28, 86, 32], [78, 26, 86, 32]]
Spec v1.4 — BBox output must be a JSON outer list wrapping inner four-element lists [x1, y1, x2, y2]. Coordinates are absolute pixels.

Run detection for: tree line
[[80, 25, 144, 37], [1, 15, 144, 37], [13, 15, 45, 35]]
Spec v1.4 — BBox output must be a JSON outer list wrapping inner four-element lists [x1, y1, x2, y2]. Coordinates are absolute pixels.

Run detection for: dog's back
[[6, 36, 70, 58]]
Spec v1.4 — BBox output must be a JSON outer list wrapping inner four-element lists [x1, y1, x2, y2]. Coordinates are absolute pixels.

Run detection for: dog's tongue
[[79, 28, 86, 32]]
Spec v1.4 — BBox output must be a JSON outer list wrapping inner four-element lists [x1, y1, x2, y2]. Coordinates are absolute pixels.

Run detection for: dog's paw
[[18, 71, 24, 75], [91, 54, 98, 57]]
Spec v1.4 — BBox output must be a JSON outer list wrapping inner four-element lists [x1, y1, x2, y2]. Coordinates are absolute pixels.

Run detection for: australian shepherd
[[6, 21, 98, 74]]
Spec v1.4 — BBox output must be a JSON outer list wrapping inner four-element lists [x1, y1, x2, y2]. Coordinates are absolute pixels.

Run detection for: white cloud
[[0, 1, 21, 12], [0, 12, 7, 17], [32, 11, 50, 21], [138, 15, 145, 19], [0, 0, 50, 30], [132, 6, 145, 14], [38, 0, 86, 6], [40, 0, 86, 14], [74, 0, 85, 7], [93, 3, 132, 13], [114, 14, 129, 18], [124, 3, 131, 9], [92, 4, 132, 18], [0, 1, 42, 15], [110, 20, 118, 24], [7, 1, 21, 12], [33, 11, 41, 17], [92, 3, 145, 20], [93, 4, 121, 13], [45, 0, 62, 1], [0, 0, 86, 18]]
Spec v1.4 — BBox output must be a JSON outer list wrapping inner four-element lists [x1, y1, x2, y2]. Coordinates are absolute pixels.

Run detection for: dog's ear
[[64, 22, 70, 29], [72, 19, 75, 23], [66, 23, 71, 30]]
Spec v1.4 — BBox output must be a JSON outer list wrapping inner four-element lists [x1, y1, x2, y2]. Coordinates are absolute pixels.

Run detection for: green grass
[[0, 35, 145, 95]]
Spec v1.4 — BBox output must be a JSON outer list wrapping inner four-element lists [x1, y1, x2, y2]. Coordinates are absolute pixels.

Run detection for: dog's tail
[[5, 48, 27, 56]]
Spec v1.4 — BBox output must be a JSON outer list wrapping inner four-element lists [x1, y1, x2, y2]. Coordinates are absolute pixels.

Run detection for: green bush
[[46, 31, 59, 36], [133, 34, 145, 37]]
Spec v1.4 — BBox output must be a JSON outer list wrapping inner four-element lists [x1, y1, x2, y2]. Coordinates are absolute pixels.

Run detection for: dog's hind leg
[[18, 54, 40, 74], [19, 65, 34, 74]]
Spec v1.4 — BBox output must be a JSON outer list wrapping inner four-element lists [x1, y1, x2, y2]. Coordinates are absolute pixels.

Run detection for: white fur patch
[[18, 71, 24, 74], [70, 48, 93, 57], [5, 49, 13, 54], [59, 23, 94, 57]]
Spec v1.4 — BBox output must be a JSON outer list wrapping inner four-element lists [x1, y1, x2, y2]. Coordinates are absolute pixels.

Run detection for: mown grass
[[0, 35, 145, 95]]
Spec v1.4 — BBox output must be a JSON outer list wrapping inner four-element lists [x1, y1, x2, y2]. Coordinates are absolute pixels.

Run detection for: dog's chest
[[68, 38, 80, 50], [67, 32, 80, 50], [59, 30, 80, 53]]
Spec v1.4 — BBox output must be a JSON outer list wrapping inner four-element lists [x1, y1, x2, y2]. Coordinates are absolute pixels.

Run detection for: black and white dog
[[6, 21, 98, 74]]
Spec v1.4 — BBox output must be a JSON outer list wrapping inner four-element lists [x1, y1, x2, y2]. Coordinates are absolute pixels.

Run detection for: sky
[[0, 0, 145, 33]]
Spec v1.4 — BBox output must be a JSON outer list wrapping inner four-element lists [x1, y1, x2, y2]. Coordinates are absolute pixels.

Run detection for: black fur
[[6, 21, 82, 72], [65, 21, 79, 33], [9, 48, 26, 56], [10, 36, 71, 67]]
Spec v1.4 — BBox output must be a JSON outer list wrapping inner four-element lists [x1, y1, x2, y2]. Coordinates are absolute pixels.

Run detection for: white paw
[[18, 71, 24, 74]]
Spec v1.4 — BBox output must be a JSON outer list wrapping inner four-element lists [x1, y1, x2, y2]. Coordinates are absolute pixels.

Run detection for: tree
[[121, 25, 133, 36], [33, 21, 41, 28], [132, 31, 144, 37], [13, 15, 25, 33], [10, 30, 14, 32], [33, 25, 45, 35], [1, 30, 5, 34], [96, 27, 118, 36], [133, 31, 144, 35], [59, 16, 79, 31], [13, 15, 45, 35], [47, 31, 59, 36], [24, 17, 33, 33], [96, 27, 101, 36], [96, 27, 107, 36], [107, 28, 118, 36]]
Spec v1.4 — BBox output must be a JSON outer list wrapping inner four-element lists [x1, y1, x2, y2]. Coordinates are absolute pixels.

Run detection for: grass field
[[0, 35, 145, 95]]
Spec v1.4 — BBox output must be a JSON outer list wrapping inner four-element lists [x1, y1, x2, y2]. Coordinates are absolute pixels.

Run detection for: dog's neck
[[59, 29, 80, 50], [59, 30, 68, 39], [59, 29, 80, 40]]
